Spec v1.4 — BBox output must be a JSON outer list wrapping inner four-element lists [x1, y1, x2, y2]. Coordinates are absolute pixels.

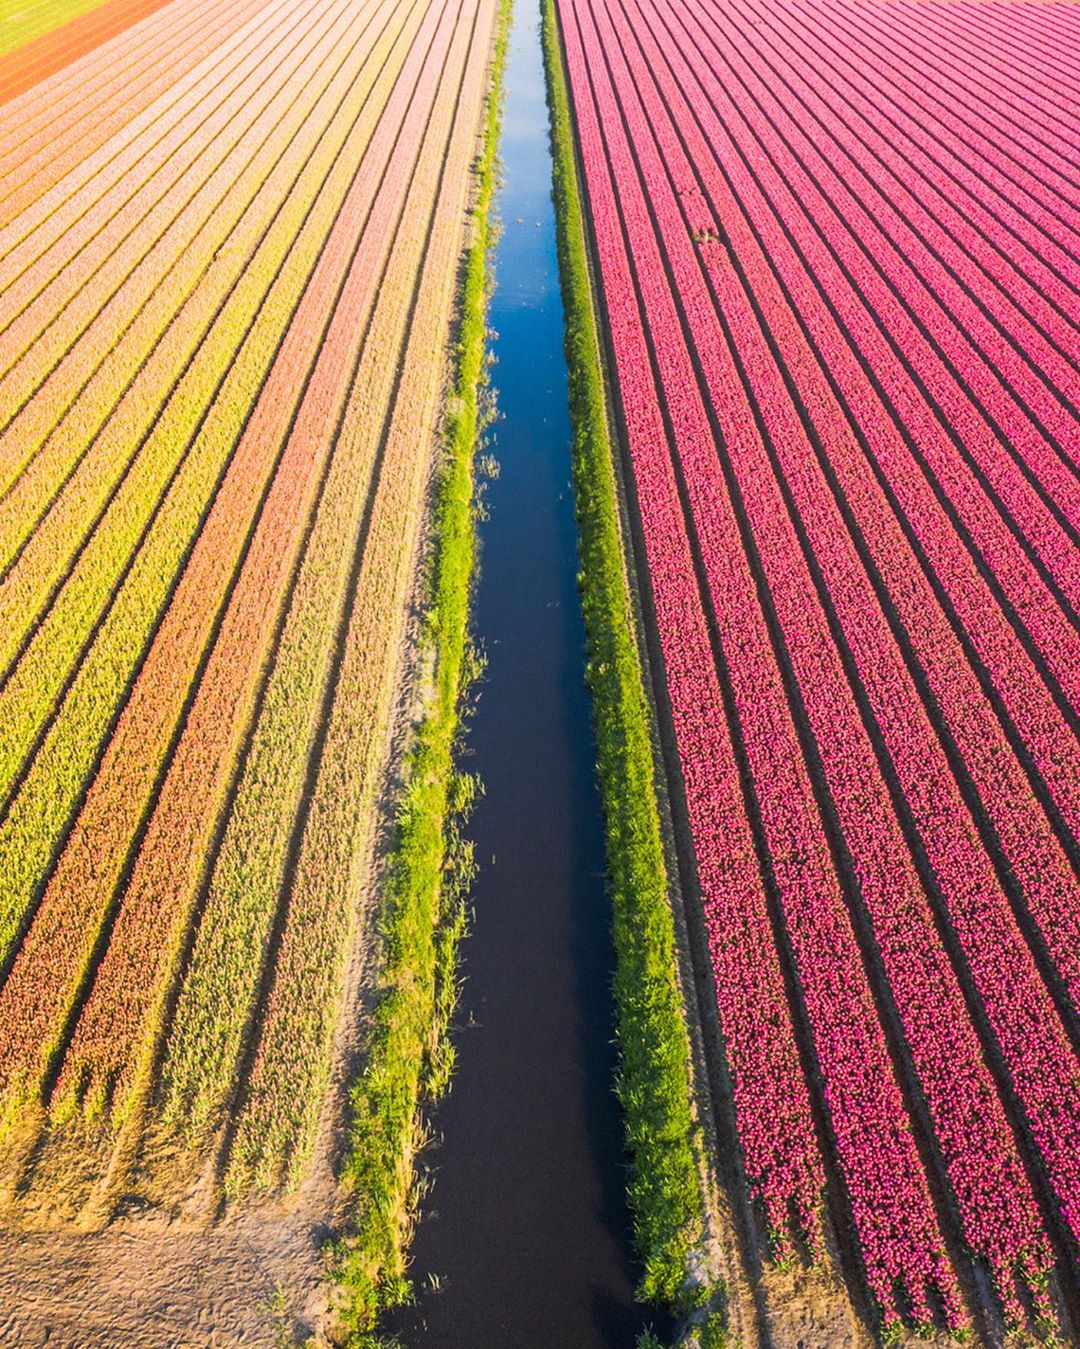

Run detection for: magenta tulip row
[[558, 0, 1080, 1331]]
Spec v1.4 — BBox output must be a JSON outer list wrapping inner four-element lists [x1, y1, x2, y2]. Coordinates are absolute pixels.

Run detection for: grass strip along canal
[[385, 2, 679, 1343]]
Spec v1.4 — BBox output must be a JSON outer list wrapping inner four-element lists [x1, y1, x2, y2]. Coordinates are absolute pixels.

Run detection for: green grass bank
[[541, 0, 711, 1318], [327, 2, 512, 1338]]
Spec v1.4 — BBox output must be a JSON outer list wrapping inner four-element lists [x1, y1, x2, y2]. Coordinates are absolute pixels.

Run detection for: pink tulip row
[[661, 0, 1080, 1113], [558, 0, 1080, 1331], [806, 0, 1080, 213], [849, 7, 1080, 198], [758, 0, 1080, 539], [566, 0, 959, 1328], [795, 0, 1080, 251], [737, 0, 1080, 541], [717, 0, 1080, 343], [560, 0, 827, 1267], [675, 0, 1080, 653], [906, 0, 1078, 138], [659, 0, 1080, 1011], [595, 0, 1065, 1322]]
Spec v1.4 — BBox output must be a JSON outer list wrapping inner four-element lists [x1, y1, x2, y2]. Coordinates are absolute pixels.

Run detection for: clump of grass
[[328, 1, 512, 1338], [541, 0, 706, 1312]]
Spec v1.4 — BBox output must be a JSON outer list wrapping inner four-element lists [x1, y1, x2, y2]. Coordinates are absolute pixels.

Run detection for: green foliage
[[637, 1331, 667, 1349], [328, 1, 512, 1338], [699, 1310, 731, 1349], [541, 0, 702, 1308]]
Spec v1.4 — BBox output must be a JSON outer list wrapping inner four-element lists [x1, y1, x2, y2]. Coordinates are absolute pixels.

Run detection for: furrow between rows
[[226, 0, 495, 1192], [0, 0, 420, 834], [0, 0, 268, 230]]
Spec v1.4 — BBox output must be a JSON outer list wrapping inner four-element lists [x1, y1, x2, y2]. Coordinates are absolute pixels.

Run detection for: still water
[[386, 4, 664, 1344]]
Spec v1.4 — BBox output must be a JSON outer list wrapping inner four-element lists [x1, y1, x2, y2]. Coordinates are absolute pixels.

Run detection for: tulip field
[[555, 0, 1080, 1335], [3, 0, 1080, 1337], [0, 0, 499, 1216]]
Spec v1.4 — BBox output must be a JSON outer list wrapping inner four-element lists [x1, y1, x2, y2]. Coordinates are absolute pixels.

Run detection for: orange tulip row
[[54, 0, 468, 1136], [0, 0, 266, 229], [0, 0, 424, 974], [0, 0, 412, 815]]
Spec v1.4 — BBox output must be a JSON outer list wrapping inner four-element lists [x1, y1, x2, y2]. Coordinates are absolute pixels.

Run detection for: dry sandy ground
[[0, 348, 449, 1346], [0, 1212, 324, 1347], [0, 967, 350, 1348], [0, 607, 423, 1349]]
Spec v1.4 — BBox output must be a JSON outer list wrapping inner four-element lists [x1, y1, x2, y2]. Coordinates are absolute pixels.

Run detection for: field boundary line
[[0, 0, 222, 166], [0, 0, 459, 1139], [0, 0, 175, 103], [0, 0, 392, 617]]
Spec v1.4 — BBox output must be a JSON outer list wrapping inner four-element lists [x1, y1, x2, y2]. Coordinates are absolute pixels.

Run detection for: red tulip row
[[567, 0, 964, 1326], [558, 0, 1080, 1330], [591, 0, 1065, 1324], [559, 0, 827, 1268]]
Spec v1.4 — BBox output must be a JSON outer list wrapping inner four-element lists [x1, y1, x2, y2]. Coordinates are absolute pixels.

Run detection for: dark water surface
[[385, 5, 660, 1345]]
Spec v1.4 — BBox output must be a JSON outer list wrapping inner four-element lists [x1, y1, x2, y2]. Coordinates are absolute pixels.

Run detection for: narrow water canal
[[386, 5, 660, 1344]]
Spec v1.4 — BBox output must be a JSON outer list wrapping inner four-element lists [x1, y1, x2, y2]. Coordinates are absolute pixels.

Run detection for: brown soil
[[0, 601, 423, 1349], [0, 481, 441, 1349], [0, 1209, 325, 1347], [0, 148, 483, 1332]]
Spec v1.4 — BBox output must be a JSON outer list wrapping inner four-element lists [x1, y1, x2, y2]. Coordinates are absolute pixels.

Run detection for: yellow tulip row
[[0, 0, 500, 1217], [53, 0, 462, 1136], [161, 0, 479, 1160], [228, 0, 498, 1195], [0, 0, 411, 811], [0, 0, 421, 989]]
